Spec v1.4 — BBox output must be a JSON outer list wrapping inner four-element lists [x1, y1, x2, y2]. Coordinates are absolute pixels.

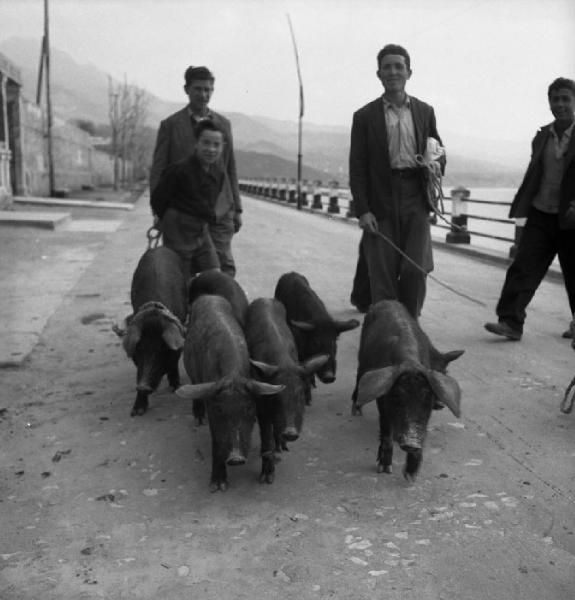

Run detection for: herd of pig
[[115, 246, 464, 492]]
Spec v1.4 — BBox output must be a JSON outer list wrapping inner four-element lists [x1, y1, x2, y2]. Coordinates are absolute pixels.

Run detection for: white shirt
[[382, 95, 417, 169]]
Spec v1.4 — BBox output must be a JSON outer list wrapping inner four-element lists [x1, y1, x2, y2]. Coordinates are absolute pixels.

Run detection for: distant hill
[[0, 36, 524, 187]]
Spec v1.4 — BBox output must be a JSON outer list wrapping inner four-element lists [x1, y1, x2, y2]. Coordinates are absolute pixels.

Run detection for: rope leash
[[371, 228, 487, 308], [415, 155, 464, 231]]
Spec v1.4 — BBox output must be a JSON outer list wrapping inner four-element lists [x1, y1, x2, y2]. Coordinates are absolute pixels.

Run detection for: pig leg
[[166, 358, 180, 390], [256, 404, 276, 484], [376, 401, 393, 473], [351, 378, 362, 416], [193, 398, 206, 426], [209, 439, 229, 492], [131, 391, 149, 417], [403, 450, 423, 481]]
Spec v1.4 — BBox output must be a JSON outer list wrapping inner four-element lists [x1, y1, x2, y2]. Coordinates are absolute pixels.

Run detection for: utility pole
[[287, 14, 304, 210], [36, 0, 55, 195]]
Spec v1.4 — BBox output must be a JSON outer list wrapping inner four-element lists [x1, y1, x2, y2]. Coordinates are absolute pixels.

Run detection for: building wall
[[20, 98, 114, 196]]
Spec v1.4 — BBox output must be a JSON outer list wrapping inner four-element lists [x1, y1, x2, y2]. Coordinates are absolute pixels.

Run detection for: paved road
[[0, 192, 573, 599]]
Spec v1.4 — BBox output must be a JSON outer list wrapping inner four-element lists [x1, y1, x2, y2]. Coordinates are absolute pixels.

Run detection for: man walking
[[349, 44, 444, 318], [150, 66, 242, 276], [484, 77, 575, 341]]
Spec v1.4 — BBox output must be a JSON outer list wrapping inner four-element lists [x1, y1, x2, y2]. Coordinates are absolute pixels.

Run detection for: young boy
[[151, 120, 225, 276]]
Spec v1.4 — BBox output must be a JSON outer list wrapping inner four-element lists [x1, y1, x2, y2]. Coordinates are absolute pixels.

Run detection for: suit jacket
[[149, 107, 241, 218], [349, 95, 443, 219], [509, 123, 575, 229]]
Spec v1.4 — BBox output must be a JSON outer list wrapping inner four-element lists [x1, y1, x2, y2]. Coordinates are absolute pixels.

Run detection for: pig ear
[[250, 359, 279, 378], [428, 372, 462, 418], [300, 354, 329, 376], [357, 366, 399, 407], [247, 380, 285, 396], [335, 318, 361, 333], [123, 324, 142, 358], [290, 320, 316, 331], [175, 382, 216, 400], [443, 349, 465, 364], [162, 322, 185, 352]]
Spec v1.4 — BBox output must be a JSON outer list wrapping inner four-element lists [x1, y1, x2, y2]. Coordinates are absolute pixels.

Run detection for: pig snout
[[282, 426, 299, 442], [398, 431, 423, 453], [317, 369, 335, 384], [226, 451, 247, 466], [136, 383, 154, 393]]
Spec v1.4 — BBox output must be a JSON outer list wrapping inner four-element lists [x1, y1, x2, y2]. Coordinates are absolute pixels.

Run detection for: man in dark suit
[[485, 77, 575, 341], [149, 66, 242, 277], [349, 44, 444, 319]]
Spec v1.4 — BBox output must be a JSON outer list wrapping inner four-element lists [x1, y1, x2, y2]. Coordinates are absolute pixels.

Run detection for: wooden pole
[[44, 0, 55, 195], [287, 14, 304, 210]]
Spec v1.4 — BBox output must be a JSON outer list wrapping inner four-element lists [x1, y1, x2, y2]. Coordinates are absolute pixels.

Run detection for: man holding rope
[[349, 44, 445, 319]]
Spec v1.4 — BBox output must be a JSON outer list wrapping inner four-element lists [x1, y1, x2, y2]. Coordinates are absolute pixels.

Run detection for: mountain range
[[0, 36, 526, 187]]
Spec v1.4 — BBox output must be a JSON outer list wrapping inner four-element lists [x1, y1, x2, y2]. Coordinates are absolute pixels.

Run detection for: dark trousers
[[191, 213, 236, 277], [496, 207, 575, 332], [360, 175, 432, 318], [350, 244, 371, 309]]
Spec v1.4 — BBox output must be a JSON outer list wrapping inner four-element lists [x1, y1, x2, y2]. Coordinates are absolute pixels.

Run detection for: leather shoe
[[484, 321, 522, 341]]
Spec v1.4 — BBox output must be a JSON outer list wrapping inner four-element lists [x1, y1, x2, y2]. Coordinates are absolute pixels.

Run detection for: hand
[[428, 160, 442, 178], [233, 212, 242, 233], [358, 211, 378, 234], [565, 204, 575, 226]]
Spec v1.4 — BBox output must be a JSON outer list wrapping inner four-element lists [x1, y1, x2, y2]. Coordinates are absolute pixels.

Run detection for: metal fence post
[[311, 180, 323, 210], [327, 180, 340, 214], [446, 186, 471, 244]]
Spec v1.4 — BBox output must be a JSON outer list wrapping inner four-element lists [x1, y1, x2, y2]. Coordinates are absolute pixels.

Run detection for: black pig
[[275, 272, 359, 402], [188, 270, 249, 327], [246, 298, 328, 483], [118, 247, 187, 416], [352, 300, 464, 480], [176, 295, 283, 492]]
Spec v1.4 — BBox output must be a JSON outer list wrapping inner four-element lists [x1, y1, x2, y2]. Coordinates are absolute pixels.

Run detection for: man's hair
[[184, 66, 215, 86], [376, 44, 411, 70], [194, 119, 224, 140], [548, 77, 575, 97]]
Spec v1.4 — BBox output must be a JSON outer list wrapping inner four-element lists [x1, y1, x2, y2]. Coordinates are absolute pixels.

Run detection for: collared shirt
[[532, 121, 574, 214], [382, 95, 417, 169], [188, 106, 213, 126]]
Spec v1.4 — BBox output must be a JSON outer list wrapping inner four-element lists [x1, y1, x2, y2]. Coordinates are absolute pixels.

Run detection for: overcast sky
[[2, 0, 574, 147]]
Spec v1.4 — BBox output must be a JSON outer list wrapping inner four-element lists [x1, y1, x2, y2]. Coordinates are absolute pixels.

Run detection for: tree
[[108, 76, 150, 189]]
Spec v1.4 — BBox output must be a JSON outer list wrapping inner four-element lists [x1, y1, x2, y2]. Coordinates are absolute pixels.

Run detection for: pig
[[188, 270, 249, 327], [245, 298, 329, 483], [352, 300, 464, 480], [118, 247, 187, 417], [274, 272, 360, 401], [176, 295, 283, 492]]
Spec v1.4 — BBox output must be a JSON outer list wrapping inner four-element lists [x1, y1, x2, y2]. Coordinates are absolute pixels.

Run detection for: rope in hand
[[370, 228, 487, 308], [415, 154, 464, 231]]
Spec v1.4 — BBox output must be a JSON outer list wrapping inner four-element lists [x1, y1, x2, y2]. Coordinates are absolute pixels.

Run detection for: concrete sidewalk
[[0, 187, 145, 367]]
